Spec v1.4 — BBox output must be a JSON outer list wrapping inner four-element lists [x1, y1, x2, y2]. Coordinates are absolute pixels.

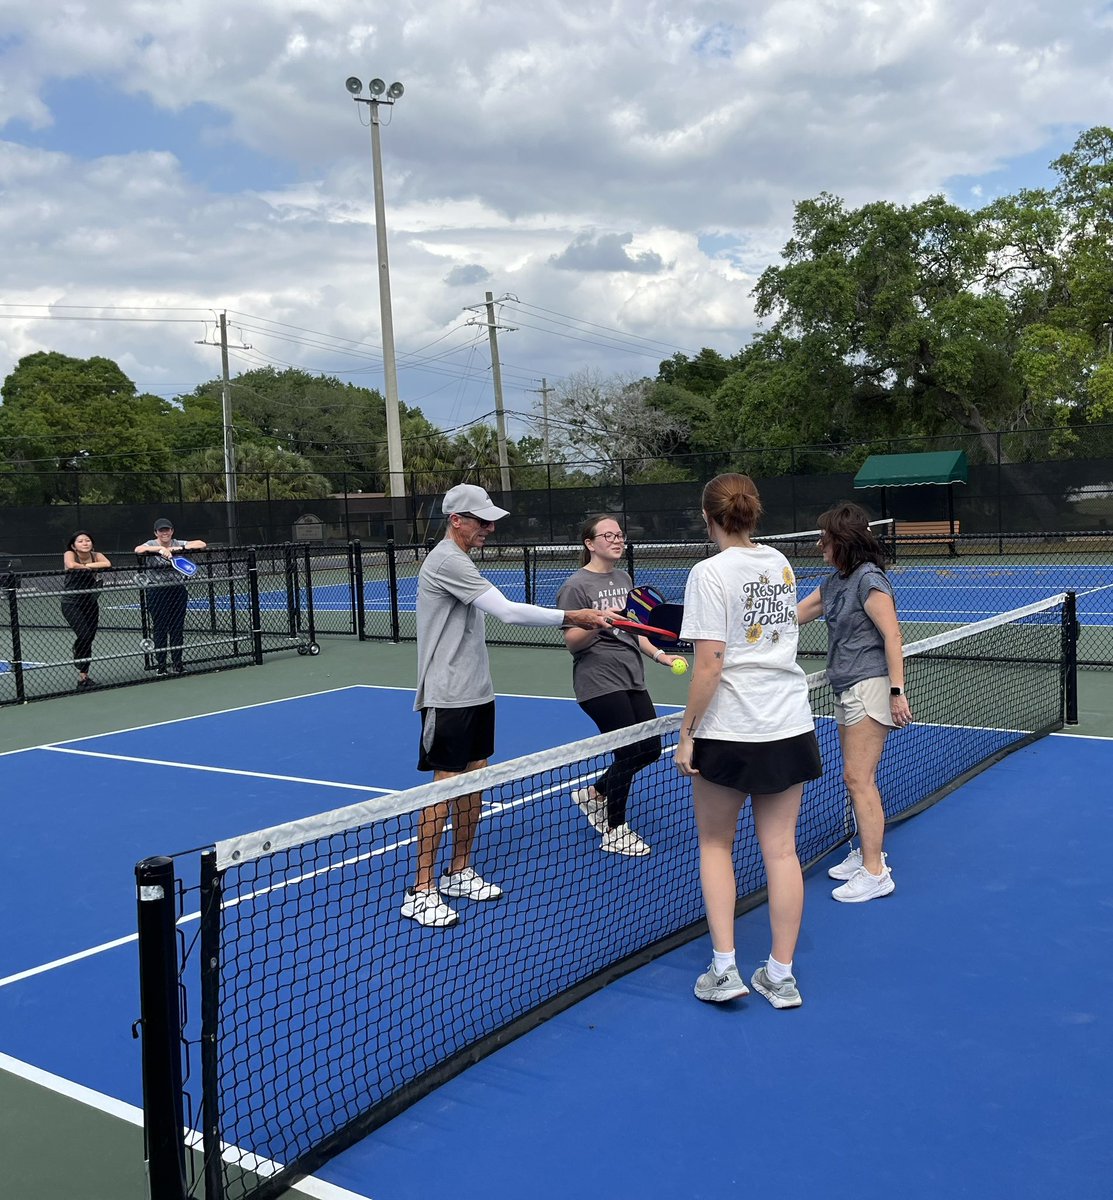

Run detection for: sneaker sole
[[694, 983, 750, 1003], [831, 879, 896, 904], [401, 908, 458, 927], [601, 843, 651, 857], [750, 978, 802, 1009]]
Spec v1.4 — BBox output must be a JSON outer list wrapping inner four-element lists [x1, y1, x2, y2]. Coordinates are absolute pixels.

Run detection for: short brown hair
[[702, 473, 762, 536]]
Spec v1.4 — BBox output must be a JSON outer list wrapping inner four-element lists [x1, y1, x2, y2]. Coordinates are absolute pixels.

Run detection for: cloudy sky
[[2, 0, 1112, 447]]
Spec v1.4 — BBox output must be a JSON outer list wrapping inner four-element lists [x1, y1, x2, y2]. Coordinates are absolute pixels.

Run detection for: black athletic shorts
[[418, 701, 496, 773], [692, 730, 822, 795]]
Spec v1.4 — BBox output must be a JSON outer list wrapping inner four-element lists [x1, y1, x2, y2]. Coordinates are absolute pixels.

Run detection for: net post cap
[[442, 484, 509, 522]]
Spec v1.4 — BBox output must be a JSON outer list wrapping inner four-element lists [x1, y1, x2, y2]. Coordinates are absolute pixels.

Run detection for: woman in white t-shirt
[[677, 473, 822, 1010]]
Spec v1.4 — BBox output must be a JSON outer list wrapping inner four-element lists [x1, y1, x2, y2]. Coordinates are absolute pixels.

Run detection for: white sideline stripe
[[0, 1051, 143, 1124], [0, 934, 139, 988], [0, 684, 366, 759], [41, 746, 397, 794], [51, 683, 367, 748], [0, 1055, 373, 1200]]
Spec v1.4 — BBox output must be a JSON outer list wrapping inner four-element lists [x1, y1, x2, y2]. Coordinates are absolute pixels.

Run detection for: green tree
[[0, 351, 176, 503], [177, 443, 332, 501], [181, 367, 392, 492]]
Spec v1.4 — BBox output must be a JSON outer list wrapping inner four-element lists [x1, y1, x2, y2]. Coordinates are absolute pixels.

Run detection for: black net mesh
[[144, 594, 1070, 1200]]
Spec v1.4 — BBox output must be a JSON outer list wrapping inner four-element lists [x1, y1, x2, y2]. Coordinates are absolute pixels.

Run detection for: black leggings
[[61, 595, 99, 675], [578, 689, 662, 829], [147, 583, 188, 668]]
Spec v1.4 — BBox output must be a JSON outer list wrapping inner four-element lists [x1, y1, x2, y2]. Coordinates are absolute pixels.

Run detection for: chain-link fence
[[0, 549, 322, 705]]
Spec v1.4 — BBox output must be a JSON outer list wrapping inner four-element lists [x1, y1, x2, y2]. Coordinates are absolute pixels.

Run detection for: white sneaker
[[601, 823, 651, 857], [828, 846, 888, 880], [572, 786, 607, 833], [401, 888, 458, 927], [832, 865, 896, 904], [438, 866, 503, 901]]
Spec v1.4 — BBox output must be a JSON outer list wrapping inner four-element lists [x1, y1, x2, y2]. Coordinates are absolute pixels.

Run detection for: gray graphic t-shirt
[[414, 539, 494, 710], [819, 563, 895, 694], [556, 567, 645, 702]]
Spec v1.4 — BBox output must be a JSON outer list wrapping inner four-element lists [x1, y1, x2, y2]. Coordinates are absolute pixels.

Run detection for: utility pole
[[531, 376, 553, 462], [195, 313, 250, 545], [465, 292, 516, 494]]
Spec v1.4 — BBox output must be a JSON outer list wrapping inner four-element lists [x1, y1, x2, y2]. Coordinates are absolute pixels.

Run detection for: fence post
[[351, 541, 366, 640], [387, 539, 401, 643], [1063, 590, 1078, 726], [134, 856, 189, 1200], [4, 584, 26, 704], [247, 549, 264, 665]]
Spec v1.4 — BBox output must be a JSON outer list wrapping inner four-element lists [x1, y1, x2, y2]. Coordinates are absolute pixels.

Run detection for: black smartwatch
[[890, 686, 904, 696]]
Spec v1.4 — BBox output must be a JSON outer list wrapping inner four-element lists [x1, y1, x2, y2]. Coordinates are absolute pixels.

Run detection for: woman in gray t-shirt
[[797, 502, 912, 904], [556, 514, 687, 857]]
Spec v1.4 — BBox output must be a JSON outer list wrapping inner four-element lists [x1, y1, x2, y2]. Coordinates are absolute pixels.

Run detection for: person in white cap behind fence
[[404, 483, 617, 928]]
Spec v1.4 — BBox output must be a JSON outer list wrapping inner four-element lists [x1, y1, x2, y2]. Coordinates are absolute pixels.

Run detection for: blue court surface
[[276, 562, 1113, 630], [1, 688, 1110, 1200]]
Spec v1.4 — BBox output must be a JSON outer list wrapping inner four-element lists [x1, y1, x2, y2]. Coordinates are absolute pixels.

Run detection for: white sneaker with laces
[[601, 823, 651, 857], [572, 787, 608, 833], [828, 846, 888, 880], [400, 888, 458, 927], [831, 864, 895, 903], [438, 866, 503, 901]]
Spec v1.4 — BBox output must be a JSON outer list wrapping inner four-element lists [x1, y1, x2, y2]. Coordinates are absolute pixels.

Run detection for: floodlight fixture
[[387, 81, 405, 99], [345, 76, 363, 95], [369, 78, 386, 96]]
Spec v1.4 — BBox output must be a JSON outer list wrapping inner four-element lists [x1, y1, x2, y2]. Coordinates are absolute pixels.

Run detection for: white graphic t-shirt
[[680, 545, 814, 743]]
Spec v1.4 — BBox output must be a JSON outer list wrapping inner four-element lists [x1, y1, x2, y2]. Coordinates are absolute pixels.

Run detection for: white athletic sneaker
[[438, 866, 503, 901], [400, 888, 458, 927], [828, 846, 889, 880], [572, 786, 608, 834], [750, 964, 803, 1009], [831, 865, 896, 904], [694, 963, 749, 1003], [601, 823, 651, 857]]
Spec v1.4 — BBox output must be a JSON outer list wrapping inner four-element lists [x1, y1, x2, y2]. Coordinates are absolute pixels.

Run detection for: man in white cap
[[404, 482, 616, 927]]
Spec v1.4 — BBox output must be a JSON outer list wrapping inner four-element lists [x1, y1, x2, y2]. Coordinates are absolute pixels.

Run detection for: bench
[[895, 520, 960, 553]]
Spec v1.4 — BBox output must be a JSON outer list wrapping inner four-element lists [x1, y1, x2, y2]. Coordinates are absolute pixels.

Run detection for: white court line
[[0, 1054, 375, 1200], [0, 683, 367, 759], [42, 746, 397, 795]]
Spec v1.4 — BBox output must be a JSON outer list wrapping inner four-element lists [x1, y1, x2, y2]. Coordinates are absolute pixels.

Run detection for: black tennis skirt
[[692, 730, 822, 795]]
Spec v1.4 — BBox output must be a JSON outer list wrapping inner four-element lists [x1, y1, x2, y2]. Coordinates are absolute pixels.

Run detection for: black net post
[[387, 540, 401, 643], [1063, 590, 1079, 725], [247, 549, 264, 665], [351, 541, 367, 641], [4, 582, 26, 704], [301, 545, 318, 646], [199, 849, 227, 1200], [135, 856, 188, 1200]]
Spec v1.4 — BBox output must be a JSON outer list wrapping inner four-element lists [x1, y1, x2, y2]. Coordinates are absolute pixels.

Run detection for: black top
[[64, 564, 103, 590]]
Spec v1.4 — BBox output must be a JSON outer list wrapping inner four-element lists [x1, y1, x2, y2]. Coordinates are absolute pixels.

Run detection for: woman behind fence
[[61, 531, 112, 689], [135, 518, 207, 676]]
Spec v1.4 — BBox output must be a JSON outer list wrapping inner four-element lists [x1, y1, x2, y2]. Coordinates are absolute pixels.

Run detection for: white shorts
[[833, 676, 896, 729]]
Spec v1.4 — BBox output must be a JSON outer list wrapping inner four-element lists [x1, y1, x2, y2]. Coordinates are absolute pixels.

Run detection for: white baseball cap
[[441, 483, 509, 522]]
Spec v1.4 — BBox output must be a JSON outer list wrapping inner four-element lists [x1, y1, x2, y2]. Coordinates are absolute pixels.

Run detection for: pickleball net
[[136, 589, 1075, 1200]]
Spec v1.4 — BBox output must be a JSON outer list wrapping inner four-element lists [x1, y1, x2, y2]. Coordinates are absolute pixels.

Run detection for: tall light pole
[[345, 75, 407, 528]]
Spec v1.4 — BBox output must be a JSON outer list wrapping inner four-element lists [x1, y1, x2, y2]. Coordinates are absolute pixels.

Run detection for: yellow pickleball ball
[[671, 658, 688, 676]]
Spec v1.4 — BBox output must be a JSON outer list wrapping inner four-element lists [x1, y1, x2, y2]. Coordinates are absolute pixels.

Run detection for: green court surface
[[1, 638, 1110, 1200]]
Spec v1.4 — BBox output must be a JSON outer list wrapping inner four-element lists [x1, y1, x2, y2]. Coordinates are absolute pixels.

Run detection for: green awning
[[853, 451, 968, 488]]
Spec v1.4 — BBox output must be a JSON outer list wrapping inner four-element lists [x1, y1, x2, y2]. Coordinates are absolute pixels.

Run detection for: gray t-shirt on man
[[819, 562, 895, 694], [555, 567, 645, 702], [414, 539, 494, 710]]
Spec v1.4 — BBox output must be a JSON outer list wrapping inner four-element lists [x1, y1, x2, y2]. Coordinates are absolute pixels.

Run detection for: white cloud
[[1, 0, 1112, 438]]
